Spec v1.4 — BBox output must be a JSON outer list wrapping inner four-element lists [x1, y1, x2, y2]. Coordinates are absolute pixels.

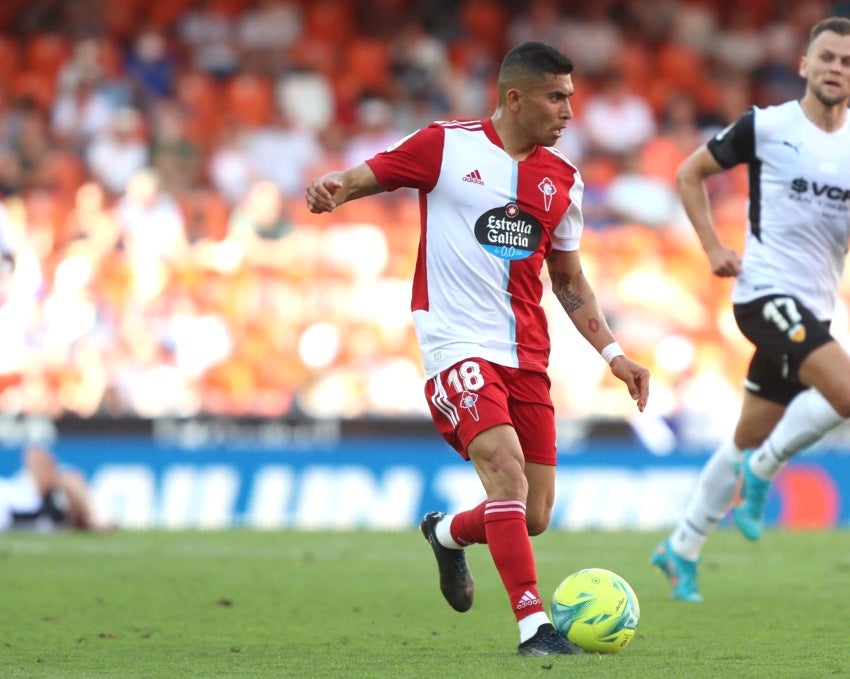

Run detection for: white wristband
[[601, 342, 624, 365]]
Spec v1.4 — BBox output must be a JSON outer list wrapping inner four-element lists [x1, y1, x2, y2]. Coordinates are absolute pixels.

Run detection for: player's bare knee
[[827, 393, 850, 419], [526, 512, 551, 536]]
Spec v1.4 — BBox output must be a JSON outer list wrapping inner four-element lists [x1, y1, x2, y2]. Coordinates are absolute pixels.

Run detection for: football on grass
[[550, 567, 640, 653]]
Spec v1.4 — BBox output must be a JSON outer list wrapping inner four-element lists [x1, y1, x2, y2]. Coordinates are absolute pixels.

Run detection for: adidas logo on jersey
[[462, 169, 484, 185]]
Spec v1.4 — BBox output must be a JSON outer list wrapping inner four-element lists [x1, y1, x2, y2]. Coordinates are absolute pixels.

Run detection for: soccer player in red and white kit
[[306, 42, 650, 656]]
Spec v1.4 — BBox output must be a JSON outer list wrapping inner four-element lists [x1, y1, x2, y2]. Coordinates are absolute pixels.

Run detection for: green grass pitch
[[1, 529, 849, 678]]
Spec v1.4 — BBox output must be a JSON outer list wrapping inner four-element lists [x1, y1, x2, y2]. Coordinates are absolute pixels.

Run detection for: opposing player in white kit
[[0, 445, 108, 532], [653, 16, 850, 602], [306, 42, 649, 655]]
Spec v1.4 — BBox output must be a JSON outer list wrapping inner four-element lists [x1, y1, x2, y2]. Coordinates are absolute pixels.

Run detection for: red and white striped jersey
[[366, 118, 584, 378]]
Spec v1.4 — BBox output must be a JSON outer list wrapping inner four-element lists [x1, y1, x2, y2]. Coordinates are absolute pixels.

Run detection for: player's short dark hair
[[497, 42, 574, 91], [809, 16, 850, 44]]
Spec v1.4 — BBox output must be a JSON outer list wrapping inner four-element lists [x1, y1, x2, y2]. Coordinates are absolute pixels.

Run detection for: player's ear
[[505, 87, 522, 110], [799, 54, 808, 79]]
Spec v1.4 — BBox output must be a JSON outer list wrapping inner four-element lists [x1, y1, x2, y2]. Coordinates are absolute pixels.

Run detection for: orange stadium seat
[[176, 71, 223, 142], [305, 0, 353, 45], [25, 33, 71, 81], [11, 70, 55, 108], [223, 73, 273, 127], [103, 0, 143, 41], [287, 36, 338, 76], [655, 42, 704, 91], [343, 38, 391, 93], [144, 0, 194, 29], [0, 35, 20, 88], [460, 0, 508, 49], [210, 0, 250, 17], [48, 151, 86, 202], [0, 0, 25, 31]]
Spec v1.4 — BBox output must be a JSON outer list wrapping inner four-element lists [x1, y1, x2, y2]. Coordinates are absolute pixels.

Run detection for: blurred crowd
[[1, 0, 849, 444]]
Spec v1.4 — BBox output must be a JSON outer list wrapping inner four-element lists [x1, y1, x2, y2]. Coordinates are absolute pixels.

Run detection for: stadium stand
[[0, 0, 840, 446]]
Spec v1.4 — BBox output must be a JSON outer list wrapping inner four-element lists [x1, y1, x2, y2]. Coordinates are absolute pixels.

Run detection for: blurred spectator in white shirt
[[343, 97, 404, 168], [582, 70, 657, 158], [114, 168, 187, 267], [51, 79, 116, 152], [559, 3, 622, 77], [86, 107, 148, 195], [276, 66, 335, 133], [244, 111, 321, 198], [207, 122, 256, 206]]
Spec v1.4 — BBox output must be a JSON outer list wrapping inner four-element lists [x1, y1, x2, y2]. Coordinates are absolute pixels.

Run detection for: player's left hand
[[609, 357, 650, 412]]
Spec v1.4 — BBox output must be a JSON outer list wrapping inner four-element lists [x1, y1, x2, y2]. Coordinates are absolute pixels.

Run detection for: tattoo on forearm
[[550, 271, 584, 313]]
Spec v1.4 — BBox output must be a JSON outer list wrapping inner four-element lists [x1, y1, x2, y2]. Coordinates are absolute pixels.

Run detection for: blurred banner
[[0, 416, 846, 530]]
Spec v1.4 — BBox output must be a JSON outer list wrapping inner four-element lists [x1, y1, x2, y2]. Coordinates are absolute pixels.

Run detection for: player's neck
[[489, 114, 536, 161], [798, 94, 848, 132]]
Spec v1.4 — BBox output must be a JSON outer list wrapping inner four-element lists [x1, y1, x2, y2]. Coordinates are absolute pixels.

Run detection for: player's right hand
[[706, 245, 742, 277], [305, 174, 343, 214]]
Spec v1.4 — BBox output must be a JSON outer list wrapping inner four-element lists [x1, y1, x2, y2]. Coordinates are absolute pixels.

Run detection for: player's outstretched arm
[[305, 163, 386, 213], [546, 249, 650, 411]]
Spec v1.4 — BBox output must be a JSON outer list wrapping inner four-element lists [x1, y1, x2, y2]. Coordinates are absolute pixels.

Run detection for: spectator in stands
[[114, 168, 188, 267], [508, 0, 567, 48], [343, 96, 405, 168], [236, 0, 302, 74], [276, 65, 335, 133], [51, 78, 117, 153], [244, 110, 321, 199], [582, 69, 657, 158], [61, 181, 120, 261], [0, 444, 112, 532], [558, 2, 623, 78], [389, 22, 454, 117], [124, 28, 176, 104], [10, 105, 54, 191], [207, 122, 256, 206], [86, 106, 148, 195], [148, 100, 203, 194], [179, 0, 240, 80], [224, 179, 291, 266]]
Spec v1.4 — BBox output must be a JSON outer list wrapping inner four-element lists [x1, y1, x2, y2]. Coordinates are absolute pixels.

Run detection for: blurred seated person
[[0, 445, 112, 532], [219, 179, 292, 269]]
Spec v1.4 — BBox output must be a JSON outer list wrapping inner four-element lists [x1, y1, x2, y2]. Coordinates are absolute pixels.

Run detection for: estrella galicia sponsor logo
[[474, 203, 542, 260]]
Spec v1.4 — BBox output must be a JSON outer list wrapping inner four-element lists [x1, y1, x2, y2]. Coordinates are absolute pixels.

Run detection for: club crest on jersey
[[789, 324, 806, 342], [474, 203, 542, 260], [538, 177, 556, 212], [459, 390, 480, 421]]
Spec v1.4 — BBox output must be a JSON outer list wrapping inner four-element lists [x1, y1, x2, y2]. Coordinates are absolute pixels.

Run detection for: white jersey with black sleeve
[[707, 101, 850, 320]]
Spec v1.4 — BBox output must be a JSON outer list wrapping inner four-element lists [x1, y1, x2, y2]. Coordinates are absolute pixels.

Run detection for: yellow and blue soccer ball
[[550, 567, 640, 653]]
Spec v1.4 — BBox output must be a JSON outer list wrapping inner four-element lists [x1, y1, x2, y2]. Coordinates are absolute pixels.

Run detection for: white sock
[[749, 389, 844, 481], [434, 514, 464, 549], [519, 611, 551, 643], [670, 439, 742, 561]]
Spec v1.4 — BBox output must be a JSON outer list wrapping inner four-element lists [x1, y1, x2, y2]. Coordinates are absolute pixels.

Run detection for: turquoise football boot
[[732, 452, 771, 541], [651, 539, 703, 602]]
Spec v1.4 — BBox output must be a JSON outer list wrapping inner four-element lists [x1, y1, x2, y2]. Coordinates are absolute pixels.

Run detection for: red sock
[[484, 500, 544, 621], [450, 501, 487, 545]]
